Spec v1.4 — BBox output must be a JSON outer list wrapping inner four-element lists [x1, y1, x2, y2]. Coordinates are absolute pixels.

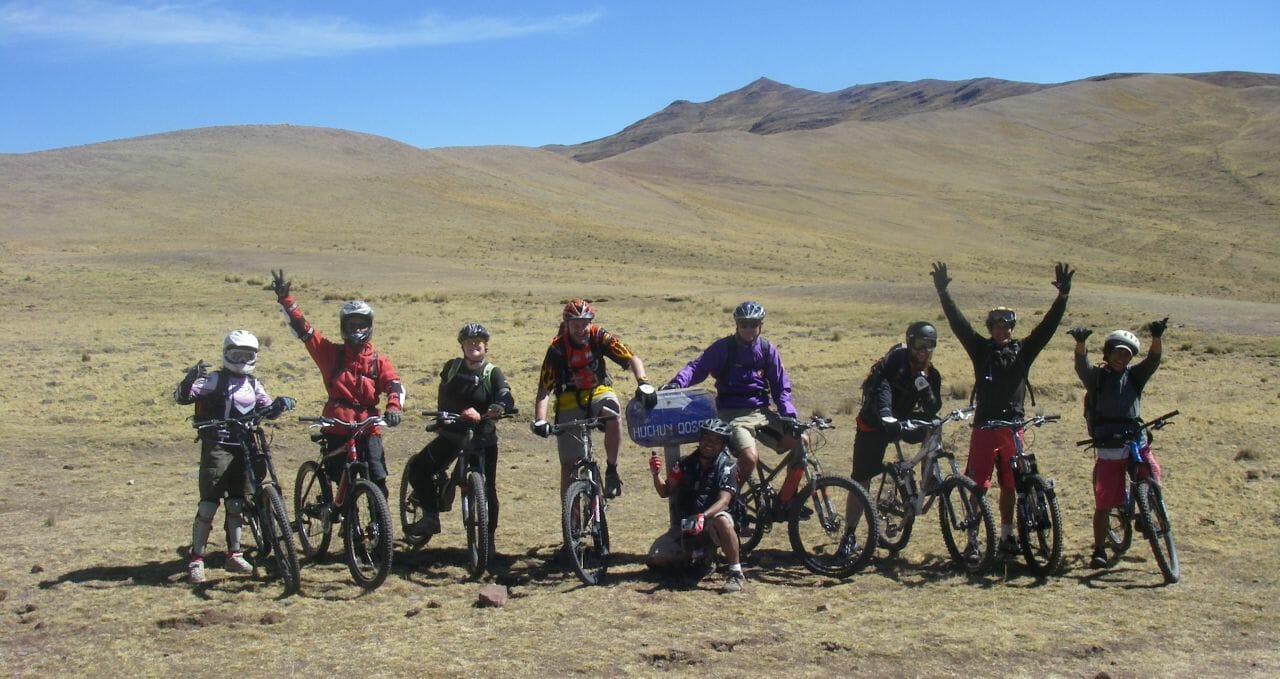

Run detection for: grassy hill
[[1, 73, 1278, 676]]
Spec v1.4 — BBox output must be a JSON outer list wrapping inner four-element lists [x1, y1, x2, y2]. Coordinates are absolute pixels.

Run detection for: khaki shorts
[[717, 407, 788, 455], [555, 390, 621, 467]]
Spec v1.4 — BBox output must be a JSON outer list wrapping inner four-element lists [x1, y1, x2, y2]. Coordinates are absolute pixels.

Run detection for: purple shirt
[[670, 336, 796, 417]]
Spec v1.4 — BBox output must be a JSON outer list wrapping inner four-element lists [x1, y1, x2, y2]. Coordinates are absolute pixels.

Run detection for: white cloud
[[0, 1, 603, 57]]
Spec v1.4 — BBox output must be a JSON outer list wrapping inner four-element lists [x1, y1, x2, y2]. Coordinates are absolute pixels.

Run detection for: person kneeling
[[649, 419, 745, 593]]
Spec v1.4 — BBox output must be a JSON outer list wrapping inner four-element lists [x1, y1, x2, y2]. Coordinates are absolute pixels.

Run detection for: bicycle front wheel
[[344, 479, 394, 590], [562, 480, 608, 585], [462, 471, 490, 578], [787, 475, 879, 577], [736, 480, 770, 554], [938, 476, 996, 573], [869, 465, 914, 553], [258, 484, 302, 595], [293, 461, 333, 560], [1136, 480, 1179, 583], [1016, 475, 1063, 577]]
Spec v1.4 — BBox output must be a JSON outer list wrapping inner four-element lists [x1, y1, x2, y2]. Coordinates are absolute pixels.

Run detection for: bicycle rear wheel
[[1105, 505, 1133, 561], [788, 475, 879, 577], [344, 479, 394, 590], [869, 465, 914, 553], [258, 484, 302, 595], [1136, 480, 1179, 583], [736, 480, 770, 554], [938, 476, 996, 573], [1016, 475, 1063, 577], [293, 461, 333, 560], [398, 454, 429, 549], [562, 479, 608, 585], [462, 470, 490, 578]]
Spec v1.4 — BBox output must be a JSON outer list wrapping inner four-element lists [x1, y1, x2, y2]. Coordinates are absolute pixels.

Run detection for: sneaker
[[1090, 548, 1109, 569], [998, 536, 1020, 558], [721, 571, 746, 593], [225, 551, 253, 573], [605, 470, 623, 498], [406, 512, 441, 538], [835, 530, 859, 561], [187, 558, 206, 584]]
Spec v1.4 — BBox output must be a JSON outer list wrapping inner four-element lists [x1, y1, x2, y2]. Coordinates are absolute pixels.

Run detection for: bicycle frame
[[301, 416, 383, 504], [888, 407, 974, 520]]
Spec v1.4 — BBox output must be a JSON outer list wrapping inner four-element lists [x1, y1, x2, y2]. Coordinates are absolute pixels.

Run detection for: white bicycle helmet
[[1103, 329, 1140, 356], [339, 300, 374, 345], [222, 330, 259, 375]]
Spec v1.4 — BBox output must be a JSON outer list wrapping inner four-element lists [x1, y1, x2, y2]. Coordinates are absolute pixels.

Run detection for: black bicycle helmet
[[905, 321, 938, 347], [457, 322, 490, 344]]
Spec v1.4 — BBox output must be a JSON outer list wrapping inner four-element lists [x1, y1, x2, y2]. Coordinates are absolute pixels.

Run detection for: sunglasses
[[909, 340, 936, 352], [736, 320, 762, 329]]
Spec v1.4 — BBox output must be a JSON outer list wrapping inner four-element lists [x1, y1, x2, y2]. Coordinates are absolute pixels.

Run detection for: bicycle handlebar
[[422, 409, 518, 432], [548, 411, 618, 434], [299, 415, 385, 431], [1075, 410, 1180, 447], [980, 414, 1061, 430], [193, 411, 269, 430]]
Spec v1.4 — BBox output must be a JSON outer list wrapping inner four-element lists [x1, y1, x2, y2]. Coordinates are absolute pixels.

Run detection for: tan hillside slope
[[598, 74, 1280, 303]]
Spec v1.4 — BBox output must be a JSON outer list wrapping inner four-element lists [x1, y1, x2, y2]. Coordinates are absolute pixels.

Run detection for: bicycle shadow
[[868, 552, 1002, 589], [1060, 554, 1174, 590]]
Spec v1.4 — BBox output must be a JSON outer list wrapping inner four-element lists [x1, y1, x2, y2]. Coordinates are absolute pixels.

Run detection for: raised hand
[[1067, 327, 1093, 343], [270, 269, 291, 300], [1053, 262, 1075, 296], [1148, 317, 1169, 338], [930, 261, 951, 293]]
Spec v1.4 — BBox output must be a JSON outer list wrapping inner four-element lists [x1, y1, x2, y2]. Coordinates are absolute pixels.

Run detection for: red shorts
[[965, 426, 1021, 491], [1093, 445, 1161, 510]]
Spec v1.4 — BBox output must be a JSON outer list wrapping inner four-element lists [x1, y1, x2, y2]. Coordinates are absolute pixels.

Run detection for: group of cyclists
[[174, 262, 1173, 591]]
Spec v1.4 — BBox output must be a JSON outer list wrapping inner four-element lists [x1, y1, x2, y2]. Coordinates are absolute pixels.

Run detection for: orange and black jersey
[[537, 324, 634, 395]]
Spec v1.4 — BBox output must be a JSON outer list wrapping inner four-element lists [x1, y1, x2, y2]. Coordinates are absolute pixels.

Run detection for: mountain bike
[[1077, 410, 1180, 583], [554, 412, 617, 586], [869, 406, 997, 573], [294, 416, 394, 590], [399, 409, 516, 578], [736, 416, 879, 578], [194, 411, 301, 595], [978, 414, 1065, 577]]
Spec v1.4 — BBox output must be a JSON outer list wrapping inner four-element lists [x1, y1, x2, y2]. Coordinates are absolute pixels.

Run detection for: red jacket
[[279, 295, 405, 427]]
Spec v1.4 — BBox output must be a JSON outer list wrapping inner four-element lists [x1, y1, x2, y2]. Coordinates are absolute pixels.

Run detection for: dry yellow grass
[[2, 74, 1279, 677]]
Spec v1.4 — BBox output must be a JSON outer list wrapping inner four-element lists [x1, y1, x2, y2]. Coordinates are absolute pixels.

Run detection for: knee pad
[[225, 497, 245, 516]]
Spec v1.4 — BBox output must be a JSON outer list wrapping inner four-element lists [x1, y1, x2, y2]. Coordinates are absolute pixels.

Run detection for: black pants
[[407, 435, 500, 531], [851, 428, 894, 487]]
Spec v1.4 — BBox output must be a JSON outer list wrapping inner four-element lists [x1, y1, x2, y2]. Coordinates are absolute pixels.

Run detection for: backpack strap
[[445, 358, 495, 399], [329, 347, 378, 386], [717, 336, 771, 382]]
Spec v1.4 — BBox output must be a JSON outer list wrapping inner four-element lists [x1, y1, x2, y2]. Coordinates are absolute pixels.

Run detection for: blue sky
[[2, 1, 1278, 153]]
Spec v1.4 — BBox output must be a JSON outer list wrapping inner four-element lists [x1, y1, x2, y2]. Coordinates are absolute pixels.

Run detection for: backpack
[[444, 357, 495, 398], [716, 336, 773, 382]]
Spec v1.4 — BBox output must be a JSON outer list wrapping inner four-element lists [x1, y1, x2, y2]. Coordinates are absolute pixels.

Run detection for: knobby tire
[[736, 480, 770, 554], [293, 461, 332, 560], [463, 470, 490, 578], [1015, 475, 1063, 577], [787, 475, 879, 577], [939, 476, 996, 573], [344, 479, 393, 590], [870, 465, 914, 553], [259, 484, 302, 595], [562, 479, 608, 585], [1136, 480, 1180, 584]]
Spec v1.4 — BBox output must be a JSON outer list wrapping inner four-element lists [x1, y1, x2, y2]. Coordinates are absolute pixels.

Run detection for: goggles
[[225, 348, 257, 363], [909, 339, 936, 352], [986, 311, 1016, 326]]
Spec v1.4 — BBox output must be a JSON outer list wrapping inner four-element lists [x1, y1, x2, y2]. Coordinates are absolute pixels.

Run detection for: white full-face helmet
[[222, 330, 259, 375]]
